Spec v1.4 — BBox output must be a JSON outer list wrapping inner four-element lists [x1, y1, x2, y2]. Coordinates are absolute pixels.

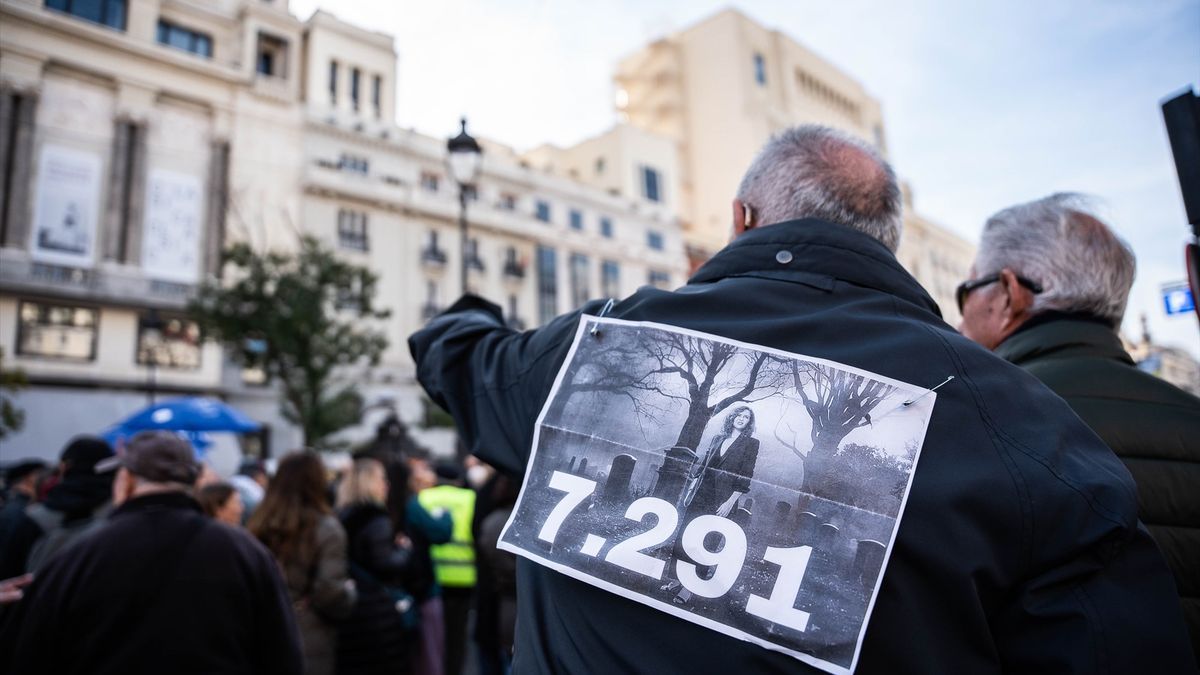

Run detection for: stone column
[[1, 89, 39, 249], [102, 118, 147, 264], [204, 140, 230, 277]]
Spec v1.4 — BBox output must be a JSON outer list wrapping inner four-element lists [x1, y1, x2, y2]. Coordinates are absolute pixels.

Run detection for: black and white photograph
[[30, 144, 101, 267], [498, 316, 938, 674]]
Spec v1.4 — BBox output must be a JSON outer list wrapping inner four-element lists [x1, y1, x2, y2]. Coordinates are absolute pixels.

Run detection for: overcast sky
[[290, 0, 1200, 356]]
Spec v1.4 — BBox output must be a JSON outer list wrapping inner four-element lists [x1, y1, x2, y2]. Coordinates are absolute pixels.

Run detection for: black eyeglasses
[[955, 273, 1043, 312]]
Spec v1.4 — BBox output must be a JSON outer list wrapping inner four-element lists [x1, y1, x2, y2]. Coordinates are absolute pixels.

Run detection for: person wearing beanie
[[0, 436, 114, 578]]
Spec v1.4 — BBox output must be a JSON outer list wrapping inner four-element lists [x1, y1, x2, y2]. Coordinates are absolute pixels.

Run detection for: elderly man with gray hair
[[960, 193, 1200, 658], [409, 125, 1193, 673]]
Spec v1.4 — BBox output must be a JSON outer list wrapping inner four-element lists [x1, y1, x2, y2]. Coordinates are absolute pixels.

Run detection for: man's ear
[[732, 198, 754, 238], [998, 268, 1034, 329]]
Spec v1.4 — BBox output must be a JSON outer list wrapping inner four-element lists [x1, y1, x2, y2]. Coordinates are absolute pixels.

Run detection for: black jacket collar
[[112, 491, 202, 518], [689, 219, 941, 318], [995, 314, 1133, 366]]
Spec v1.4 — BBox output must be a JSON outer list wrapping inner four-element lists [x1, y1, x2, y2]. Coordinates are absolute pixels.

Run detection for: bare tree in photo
[[778, 363, 897, 494], [640, 332, 786, 452]]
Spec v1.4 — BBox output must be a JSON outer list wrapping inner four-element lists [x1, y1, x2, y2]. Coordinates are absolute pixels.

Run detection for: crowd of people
[[0, 422, 520, 675], [0, 122, 1197, 673]]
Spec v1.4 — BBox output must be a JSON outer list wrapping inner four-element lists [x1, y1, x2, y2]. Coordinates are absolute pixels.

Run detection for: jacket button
[[775, 250, 793, 264]]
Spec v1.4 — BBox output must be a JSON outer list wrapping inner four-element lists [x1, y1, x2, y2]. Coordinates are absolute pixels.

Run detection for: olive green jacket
[[997, 315, 1200, 657]]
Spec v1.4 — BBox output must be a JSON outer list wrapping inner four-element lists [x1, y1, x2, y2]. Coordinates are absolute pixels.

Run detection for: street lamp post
[[446, 117, 483, 297]]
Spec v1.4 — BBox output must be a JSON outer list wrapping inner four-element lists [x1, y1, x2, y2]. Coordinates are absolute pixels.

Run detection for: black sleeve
[[360, 515, 412, 580], [252, 546, 304, 675], [408, 295, 599, 475]]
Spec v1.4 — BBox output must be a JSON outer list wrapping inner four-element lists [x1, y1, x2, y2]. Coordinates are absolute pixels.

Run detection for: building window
[[157, 21, 212, 58], [498, 193, 517, 211], [569, 209, 583, 231], [569, 253, 590, 308], [372, 75, 382, 118], [753, 52, 767, 86], [595, 157, 606, 175], [465, 238, 484, 271], [337, 209, 369, 251], [329, 60, 338, 104], [600, 217, 613, 239], [535, 200, 551, 223], [640, 166, 661, 203], [647, 230, 664, 251], [16, 300, 98, 361], [536, 246, 557, 325], [256, 33, 288, 78], [649, 270, 671, 289], [420, 171, 440, 192], [601, 260, 620, 298], [350, 67, 361, 112], [339, 154, 369, 175], [137, 313, 201, 370], [45, 0, 126, 31]]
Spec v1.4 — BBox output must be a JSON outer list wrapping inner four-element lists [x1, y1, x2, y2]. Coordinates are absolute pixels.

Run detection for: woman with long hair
[[665, 405, 760, 604], [336, 457, 414, 675], [248, 451, 356, 675]]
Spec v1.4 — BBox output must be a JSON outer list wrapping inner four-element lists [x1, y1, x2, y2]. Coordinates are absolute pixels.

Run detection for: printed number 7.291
[[535, 470, 813, 632]]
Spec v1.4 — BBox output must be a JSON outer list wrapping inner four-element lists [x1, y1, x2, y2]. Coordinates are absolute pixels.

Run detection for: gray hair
[[736, 125, 902, 251], [977, 193, 1135, 325]]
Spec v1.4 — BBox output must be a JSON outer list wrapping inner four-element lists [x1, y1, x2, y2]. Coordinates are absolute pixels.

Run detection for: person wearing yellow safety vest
[[417, 465, 476, 675]]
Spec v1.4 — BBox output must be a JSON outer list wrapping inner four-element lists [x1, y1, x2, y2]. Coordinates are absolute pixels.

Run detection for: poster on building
[[30, 144, 103, 267], [498, 316, 938, 675], [142, 168, 203, 284]]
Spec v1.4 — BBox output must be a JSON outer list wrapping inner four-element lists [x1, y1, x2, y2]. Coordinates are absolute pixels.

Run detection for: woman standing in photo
[[665, 405, 760, 604]]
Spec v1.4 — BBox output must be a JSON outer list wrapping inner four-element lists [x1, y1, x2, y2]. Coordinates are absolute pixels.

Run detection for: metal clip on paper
[[589, 298, 617, 338]]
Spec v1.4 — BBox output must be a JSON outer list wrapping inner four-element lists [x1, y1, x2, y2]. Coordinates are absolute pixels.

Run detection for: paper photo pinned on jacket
[[498, 316, 938, 675]]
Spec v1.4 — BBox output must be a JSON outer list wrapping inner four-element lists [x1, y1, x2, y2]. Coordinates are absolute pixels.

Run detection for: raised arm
[[408, 295, 599, 475]]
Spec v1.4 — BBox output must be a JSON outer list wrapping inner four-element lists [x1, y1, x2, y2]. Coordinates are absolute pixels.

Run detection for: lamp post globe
[[447, 117, 483, 297]]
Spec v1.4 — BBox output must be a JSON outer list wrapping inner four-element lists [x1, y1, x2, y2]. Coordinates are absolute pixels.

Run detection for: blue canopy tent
[[103, 397, 261, 458]]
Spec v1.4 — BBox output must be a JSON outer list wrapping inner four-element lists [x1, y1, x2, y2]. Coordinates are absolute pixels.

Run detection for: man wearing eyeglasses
[[958, 193, 1200, 659]]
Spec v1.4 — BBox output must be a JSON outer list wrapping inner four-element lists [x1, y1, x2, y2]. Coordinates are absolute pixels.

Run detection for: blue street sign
[[1162, 283, 1195, 316]]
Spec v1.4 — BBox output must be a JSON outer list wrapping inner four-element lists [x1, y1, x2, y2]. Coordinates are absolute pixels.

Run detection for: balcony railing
[[421, 303, 442, 321], [420, 247, 448, 268], [466, 256, 486, 272], [502, 261, 526, 279]]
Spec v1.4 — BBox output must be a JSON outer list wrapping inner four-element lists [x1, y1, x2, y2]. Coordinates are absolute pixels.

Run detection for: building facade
[[0, 3, 688, 460], [296, 13, 687, 453], [0, 0, 307, 459], [611, 8, 975, 324]]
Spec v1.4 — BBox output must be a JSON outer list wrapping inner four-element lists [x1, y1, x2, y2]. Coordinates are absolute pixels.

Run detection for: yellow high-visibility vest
[[418, 485, 477, 588]]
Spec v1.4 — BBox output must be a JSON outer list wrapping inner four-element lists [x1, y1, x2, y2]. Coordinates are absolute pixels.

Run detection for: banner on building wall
[[31, 144, 103, 267], [142, 168, 203, 284]]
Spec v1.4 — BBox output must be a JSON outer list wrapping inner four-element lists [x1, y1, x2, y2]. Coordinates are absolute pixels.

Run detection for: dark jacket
[[686, 433, 759, 514], [337, 502, 414, 675], [277, 514, 356, 675], [409, 219, 1195, 674], [477, 507, 518, 654], [0, 471, 111, 578], [996, 313, 1200, 658], [1, 491, 302, 675]]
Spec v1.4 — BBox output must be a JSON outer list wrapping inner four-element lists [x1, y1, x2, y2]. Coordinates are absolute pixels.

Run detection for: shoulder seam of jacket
[[920, 321, 1036, 571]]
